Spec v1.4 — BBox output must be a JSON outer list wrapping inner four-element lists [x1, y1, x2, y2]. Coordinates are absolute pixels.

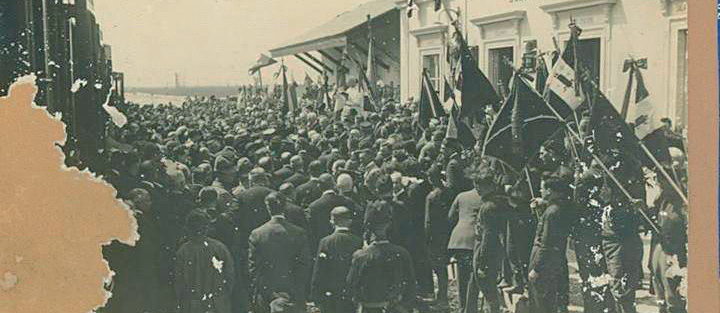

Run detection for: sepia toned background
[[0, 0, 718, 312]]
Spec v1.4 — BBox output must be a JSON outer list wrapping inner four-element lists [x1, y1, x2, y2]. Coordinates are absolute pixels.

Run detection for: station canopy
[[269, 0, 397, 58]]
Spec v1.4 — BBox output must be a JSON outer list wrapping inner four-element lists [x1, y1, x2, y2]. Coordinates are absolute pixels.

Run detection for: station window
[[422, 53, 440, 90], [488, 46, 513, 96]]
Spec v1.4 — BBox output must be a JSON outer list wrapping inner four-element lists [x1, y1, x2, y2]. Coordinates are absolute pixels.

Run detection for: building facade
[[397, 0, 688, 128]]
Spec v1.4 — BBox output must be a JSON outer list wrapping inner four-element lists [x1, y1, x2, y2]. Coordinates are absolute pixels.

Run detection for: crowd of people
[[99, 83, 688, 313]]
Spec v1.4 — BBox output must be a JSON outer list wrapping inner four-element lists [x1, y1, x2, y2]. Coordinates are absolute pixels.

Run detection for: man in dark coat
[[295, 160, 326, 207], [310, 206, 364, 313], [528, 176, 576, 313], [278, 182, 309, 230], [236, 169, 275, 230], [364, 174, 413, 252], [284, 155, 309, 187], [248, 192, 312, 313], [347, 205, 417, 313], [306, 186, 359, 253], [463, 166, 508, 313], [175, 209, 236, 313], [424, 165, 452, 306]]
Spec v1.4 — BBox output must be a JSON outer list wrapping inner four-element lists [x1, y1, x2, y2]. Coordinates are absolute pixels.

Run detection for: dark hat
[[214, 156, 235, 173], [365, 205, 391, 231], [185, 209, 212, 234]]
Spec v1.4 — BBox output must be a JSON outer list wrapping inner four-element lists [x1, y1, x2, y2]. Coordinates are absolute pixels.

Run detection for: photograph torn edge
[[1, 74, 140, 311]]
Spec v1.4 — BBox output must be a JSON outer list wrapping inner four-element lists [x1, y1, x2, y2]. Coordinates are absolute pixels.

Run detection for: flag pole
[[580, 67, 689, 205], [505, 60, 661, 233]]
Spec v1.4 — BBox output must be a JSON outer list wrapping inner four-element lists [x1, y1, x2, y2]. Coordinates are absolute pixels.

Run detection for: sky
[[94, 0, 377, 88]]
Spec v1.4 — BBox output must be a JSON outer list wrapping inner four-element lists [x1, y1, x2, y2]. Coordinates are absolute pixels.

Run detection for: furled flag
[[544, 23, 584, 118], [281, 64, 290, 114], [289, 76, 299, 113], [359, 14, 378, 112], [248, 54, 277, 75], [453, 29, 501, 123], [482, 73, 564, 171], [535, 53, 549, 94], [418, 69, 446, 128]]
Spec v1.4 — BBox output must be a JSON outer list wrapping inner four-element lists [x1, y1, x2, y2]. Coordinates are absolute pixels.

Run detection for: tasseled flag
[[544, 24, 584, 118], [482, 73, 563, 171], [248, 54, 277, 75]]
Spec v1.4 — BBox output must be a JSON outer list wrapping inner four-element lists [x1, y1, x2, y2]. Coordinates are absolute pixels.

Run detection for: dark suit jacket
[[425, 187, 452, 251], [306, 191, 359, 251], [284, 172, 309, 188], [236, 186, 275, 230], [310, 229, 363, 302], [346, 241, 416, 304], [284, 201, 309, 231], [295, 178, 323, 208], [472, 194, 509, 276], [529, 198, 574, 273], [248, 216, 312, 305]]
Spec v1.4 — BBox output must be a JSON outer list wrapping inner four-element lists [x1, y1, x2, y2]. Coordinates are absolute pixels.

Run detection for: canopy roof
[[269, 0, 397, 58]]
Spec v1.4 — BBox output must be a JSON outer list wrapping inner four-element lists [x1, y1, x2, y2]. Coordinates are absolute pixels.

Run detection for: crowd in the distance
[[98, 83, 688, 313]]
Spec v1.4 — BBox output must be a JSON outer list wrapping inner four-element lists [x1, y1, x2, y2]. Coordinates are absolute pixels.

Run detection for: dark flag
[[482, 74, 564, 171], [446, 101, 476, 148], [418, 69, 445, 128], [453, 30, 501, 122], [248, 54, 277, 75], [434, 0, 442, 11], [544, 23, 584, 119]]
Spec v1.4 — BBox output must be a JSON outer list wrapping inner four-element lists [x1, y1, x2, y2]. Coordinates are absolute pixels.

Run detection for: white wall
[[399, 0, 688, 126]]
